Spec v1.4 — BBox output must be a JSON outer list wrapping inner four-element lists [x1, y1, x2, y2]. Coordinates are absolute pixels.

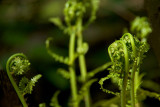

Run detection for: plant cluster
[[43, 0, 112, 107], [4, 0, 160, 107], [99, 17, 160, 107]]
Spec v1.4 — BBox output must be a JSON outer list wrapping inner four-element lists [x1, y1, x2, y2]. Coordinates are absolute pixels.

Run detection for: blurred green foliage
[[0, 0, 160, 106]]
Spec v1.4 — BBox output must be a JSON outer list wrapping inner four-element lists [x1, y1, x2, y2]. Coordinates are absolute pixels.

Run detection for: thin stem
[[69, 29, 79, 107], [6, 53, 28, 107], [119, 40, 129, 107], [77, 19, 87, 82], [93, 96, 119, 107], [87, 62, 112, 79], [121, 73, 129, 107], [131, 62, 137, 107], [127, 33, 136, 107], [77, 18, 90, 107]]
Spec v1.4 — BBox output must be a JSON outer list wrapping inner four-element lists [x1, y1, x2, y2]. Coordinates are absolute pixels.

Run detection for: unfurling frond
[[11, 57, 30, 75], [19, 74, 42, 95], [84, 0, 100, 29], [99, 72, 120, 96], [105, 33, 150, 107], [57, 68, 70, 79], [90, 0, 100, 22], [6, 53, 41, 107], [130, 17, 152, 41], [108, 33, 149, 75], [7, 53, 30, 75], [46, 37, 69, 65], [64, 1, 86, 26], [50, 91, 61, 107]]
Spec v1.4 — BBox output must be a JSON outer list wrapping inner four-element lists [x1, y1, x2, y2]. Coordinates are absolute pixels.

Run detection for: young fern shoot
[[6, 53, 42, 107], [45, 0, 102, 107], [99, 33, 149, 107], [130, 17, 152, 42]]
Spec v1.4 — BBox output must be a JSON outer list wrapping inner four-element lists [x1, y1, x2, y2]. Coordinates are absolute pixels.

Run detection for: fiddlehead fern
[[6, 53, 29, 107], [109, 39, 129, 107], [6, 53, 41, 107], [100, 32, 149, 107], [130, 17, 152, 41], [7, 53, 30, 75]]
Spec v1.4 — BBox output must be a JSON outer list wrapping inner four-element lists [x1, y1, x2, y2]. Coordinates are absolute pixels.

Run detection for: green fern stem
[[131, 62, 137, 107], [69, 28, 79, 107], [77, 18, 87, 82], [77, 18, 91, 107], [126, 33, 137, 107], [6, 53, 28, 107], [119, 40, 129, 107]]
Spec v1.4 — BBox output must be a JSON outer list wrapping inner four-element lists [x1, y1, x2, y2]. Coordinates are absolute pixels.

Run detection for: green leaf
[[19, 74, 42, 95], [99, 72, 120, 96], [57, 68, 70, 79], [19, 77, 30, 94], [50, 91, 61, 107], [50, 17, 65, 30], [46, 37, 69, 65], [39, 103, 46, 107], [11, 56, 30, 75]]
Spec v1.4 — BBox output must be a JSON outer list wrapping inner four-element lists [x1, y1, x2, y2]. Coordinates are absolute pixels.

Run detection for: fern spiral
[[6, 53, 41, 107], [99, 33, 149, 107]]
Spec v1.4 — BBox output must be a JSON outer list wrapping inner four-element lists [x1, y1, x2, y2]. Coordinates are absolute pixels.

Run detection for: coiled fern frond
[[130, 17, 152, 40], [6, 53, 42, 107], [7, 53, 30, 75], [100, 33, 149, 107]]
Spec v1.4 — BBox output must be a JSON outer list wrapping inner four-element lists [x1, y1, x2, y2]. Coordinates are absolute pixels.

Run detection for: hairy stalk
[[131, 62, 136, 107], [119, 40, 129, 107], [128, 33, 136, 107], [69, 29, 79, 107], [77, 18, 90, 107], [6, 53, 28, 107]]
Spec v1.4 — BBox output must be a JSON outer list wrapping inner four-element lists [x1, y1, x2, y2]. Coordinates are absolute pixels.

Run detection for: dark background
[[0, 0, 160, 106]]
